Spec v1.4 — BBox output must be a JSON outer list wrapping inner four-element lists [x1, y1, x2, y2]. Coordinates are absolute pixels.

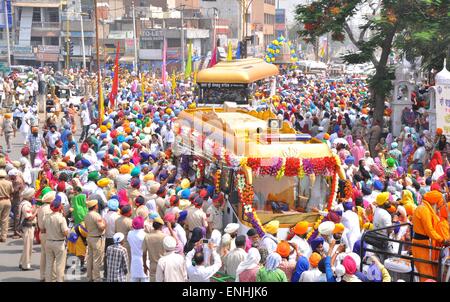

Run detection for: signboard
[[0, 0, 12, 29], [38, 45, 60, 54], [36, 52, 59, 62], [436, 84, 450, 136], [141, 29, 164, 41], [14, 45, 32, 54], [275, 9, 286, 24], [167, 47, 180, 59], [198, 83, 248, 88]]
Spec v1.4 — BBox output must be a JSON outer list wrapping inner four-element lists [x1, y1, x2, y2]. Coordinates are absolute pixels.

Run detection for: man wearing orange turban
[[412, 190, 450, 281], [289, 221, 312, 259]]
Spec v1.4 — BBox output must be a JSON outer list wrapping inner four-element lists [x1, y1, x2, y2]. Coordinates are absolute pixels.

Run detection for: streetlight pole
[[3, 0, 11, 66], [79, 9, 86, 71], [93, 0, 102, 127], [180, 5, 185, 74], [132, 0, 138, 73]]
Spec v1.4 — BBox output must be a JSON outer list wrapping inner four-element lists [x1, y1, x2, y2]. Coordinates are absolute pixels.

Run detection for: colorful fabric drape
[[208, 45, 218, 68], [162, 38, 167, 87], [227, 41, 232, 61], [185, 42, 192, 79]]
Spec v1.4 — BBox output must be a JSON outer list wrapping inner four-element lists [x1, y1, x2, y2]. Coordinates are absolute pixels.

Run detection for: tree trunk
[[371, 27, 397, 134]]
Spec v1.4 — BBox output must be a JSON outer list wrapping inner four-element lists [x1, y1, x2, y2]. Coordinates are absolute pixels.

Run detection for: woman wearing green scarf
[[71, 186, 88, 224]]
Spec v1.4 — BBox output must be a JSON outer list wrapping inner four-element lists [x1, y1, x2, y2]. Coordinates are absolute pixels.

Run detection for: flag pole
[[94, 0, 103, 127]]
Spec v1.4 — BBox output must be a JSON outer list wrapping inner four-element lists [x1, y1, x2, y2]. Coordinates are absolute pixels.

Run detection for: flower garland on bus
[[236, 171, 266, 237]]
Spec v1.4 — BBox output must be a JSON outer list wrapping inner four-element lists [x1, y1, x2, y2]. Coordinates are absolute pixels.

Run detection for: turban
[[363, 222, 374, 230], [376, 192, 390, 206], [265, 253, 282, 272], [163, 236, 177, 252], [417, 139, 424, 147], [343, 255, 357, 275], [150, 183, 161, 194], [276, 241, 291, 258], [423, 190, 443, 205], [309, 252, 321, 268], [130, 178, 141, 188], [42, 191, 56, 203], [50, 195, 62, 212], [199, 189, 209, 199], [81, 158, 91, 168], [265, 220, 280, 235], [170, 195, 179, 206], [81, 142, 89, 153], [120, 205, 132, 216], [373, 180, 384, 191], [318, 221, 335, 236], [131, 167, 141, 177], [88, 171, 100, 182], [135, 196, 145, 206], [343, 201, 353, 211], [180, 188, 191, 199], [213, 193, 224, 204], [333, 223, 345, 234], [97, 178, 110, 188], [143, 173, 155, 182], [132, 216, 144, 230], [345, 156, 355, 165], [178, 210, 188, 223], [391, 142, 398, 149], [56, 182, 66, 192], [107, 199, 119, 211], [224, 223, 239, 234], [119, 165, 131, 174], [361, 185, 372, 196], [386, 158, 395, 168], [352, 239, 367, 258], [430, 183, 441, 192], [164, 212, 176, 224], [113, 232, 124, 244], [310, 237, 324, 252], [293, 221, 309, 236], [437, 128, 443, 135]]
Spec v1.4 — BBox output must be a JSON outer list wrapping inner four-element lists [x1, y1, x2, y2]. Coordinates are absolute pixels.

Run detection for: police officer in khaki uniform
[[18, 188, 37, 270], [0, 169, 13, 242], [84, 199, 106, 282], [42, 196, 69, 282], [37, 191, 56, 281], [115, 204, 133, 263]]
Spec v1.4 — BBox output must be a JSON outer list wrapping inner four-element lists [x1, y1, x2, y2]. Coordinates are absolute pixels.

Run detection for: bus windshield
[[201, 87, 249, 105]]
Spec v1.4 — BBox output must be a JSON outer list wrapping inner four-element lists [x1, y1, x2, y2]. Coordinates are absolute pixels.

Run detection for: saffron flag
[[227, 41, 232, 61], [162, 38, 167, 87], [171, 71, 177, 94], [109, 42, 120, 108], [185, 42, 192, 79], [208, 46, 218, 68]]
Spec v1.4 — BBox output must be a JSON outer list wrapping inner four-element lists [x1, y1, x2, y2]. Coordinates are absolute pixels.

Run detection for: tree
[[294, 0, 449, 130]]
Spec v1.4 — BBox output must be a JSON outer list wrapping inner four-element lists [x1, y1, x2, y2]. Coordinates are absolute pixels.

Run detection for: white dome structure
[[435, 59, 450, 84]]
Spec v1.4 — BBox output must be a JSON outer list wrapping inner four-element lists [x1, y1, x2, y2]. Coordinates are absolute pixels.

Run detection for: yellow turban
[[333, 223, 345, 234], [143, 173, 155, 182], [100, 125, 107, 133], [376, 192, 390, 206], [4, 113, 12, 119], [265, 220, 280, 234], [400, 190, 414, 205], [423, 190, 443, 205], [97, 178, 110, 188], [119, 165, 131, 174]]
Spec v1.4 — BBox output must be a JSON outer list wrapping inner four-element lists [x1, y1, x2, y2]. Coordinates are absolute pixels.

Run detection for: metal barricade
[[360, 223, 446, 282]]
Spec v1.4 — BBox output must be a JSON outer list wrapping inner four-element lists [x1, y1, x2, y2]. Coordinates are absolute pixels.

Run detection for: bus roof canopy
[[196, 58, 279, 84]]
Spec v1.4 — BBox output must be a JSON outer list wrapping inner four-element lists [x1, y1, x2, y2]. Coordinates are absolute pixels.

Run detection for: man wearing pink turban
[[342, 255, 362, 282], [128, 216, 148, 282]]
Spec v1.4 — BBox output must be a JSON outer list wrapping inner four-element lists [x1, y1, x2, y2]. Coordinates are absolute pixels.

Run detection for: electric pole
[[3, 0, 11, 66], [132, 1, 138, 73], [180, 5, 185, 74]]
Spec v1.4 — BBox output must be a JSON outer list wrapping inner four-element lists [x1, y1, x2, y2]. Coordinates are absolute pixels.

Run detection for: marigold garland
[[327, 173, 339, 210], [214, 169, 221, 193]]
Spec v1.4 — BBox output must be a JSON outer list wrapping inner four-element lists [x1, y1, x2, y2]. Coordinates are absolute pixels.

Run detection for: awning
[[13, 2, 60, 7]]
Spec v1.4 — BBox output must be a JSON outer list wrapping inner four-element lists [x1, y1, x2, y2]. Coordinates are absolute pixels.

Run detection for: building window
[[264, 13, 274, 25], [47, 8, 59, 22], [32, 8, 41, 22], [264, 0, 275, 5]]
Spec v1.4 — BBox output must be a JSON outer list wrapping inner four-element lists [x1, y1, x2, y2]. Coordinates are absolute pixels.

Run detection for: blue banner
[[0, 0, 12, 29]]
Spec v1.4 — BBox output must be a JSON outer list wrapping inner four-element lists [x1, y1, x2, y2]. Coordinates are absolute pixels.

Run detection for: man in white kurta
[[223, 235, 247, 278], [186, 243, 222, 282], [341, 203, 361, 251], [156, 237, 187, 282], [127, 219, 148, 282]]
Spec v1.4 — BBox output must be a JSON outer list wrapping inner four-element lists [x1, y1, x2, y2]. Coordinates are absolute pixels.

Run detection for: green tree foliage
[[295, 0, 450, 130]]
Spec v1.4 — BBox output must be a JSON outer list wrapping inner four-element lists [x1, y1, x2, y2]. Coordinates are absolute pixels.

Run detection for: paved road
[[0, 111, 91, 282]]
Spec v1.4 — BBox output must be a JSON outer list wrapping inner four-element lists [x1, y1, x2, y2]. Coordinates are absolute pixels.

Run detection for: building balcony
[[32, 21, 60, 29]]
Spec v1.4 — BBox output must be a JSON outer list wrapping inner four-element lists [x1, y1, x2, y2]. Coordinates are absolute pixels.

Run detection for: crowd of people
[[0, 64, 448, 283]]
